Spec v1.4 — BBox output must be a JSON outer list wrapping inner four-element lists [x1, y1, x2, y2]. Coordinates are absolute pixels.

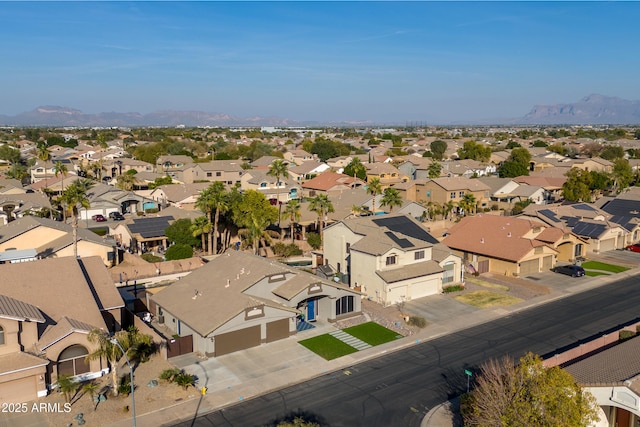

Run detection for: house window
[[443, 262, 455, 284], [450, 192, 456, 199], [0, 326, 4, 345], [386, 255, 397, 266], [414, 250, 425, 260], [57, 345, 90, 377], [380, 174, 386, 178], [206, 172, 212, 177], [216, 172, 221, 177], [459, 191, 465, 198], [336, 296, 354, 315], [260, 182, 267, 188], [346, 243, 350, 254]]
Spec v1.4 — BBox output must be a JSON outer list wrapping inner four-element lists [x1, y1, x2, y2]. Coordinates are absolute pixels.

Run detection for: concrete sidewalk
[[102, 270, 634, 427]]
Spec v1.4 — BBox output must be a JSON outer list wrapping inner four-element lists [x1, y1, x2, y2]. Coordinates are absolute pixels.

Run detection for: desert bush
[[408, 316, 427, 328], [443, 284, 465, 293], [619, 330, 636, 342], [141, 253, 163, 263], [307, 232, 321, 250]]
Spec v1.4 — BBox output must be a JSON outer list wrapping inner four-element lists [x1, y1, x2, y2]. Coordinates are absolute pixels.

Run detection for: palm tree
[[443, 200, 457, 220], [366, 177, 382, 213], [86, 329, 126, 397], [380, 188, 403, 212], [196, 182, 228, 255], [116, 173, 137, 191], [59, 179, 94, 258], [267, 159, 289, 228], [459, 193, 477, 216], [350, 204, 364, 218], [36, 141, 51, 186], [282, 199, 301, 242], [191, 216, 212, 253], [308, 194, 334, 246], [54, 160, 68, 192]]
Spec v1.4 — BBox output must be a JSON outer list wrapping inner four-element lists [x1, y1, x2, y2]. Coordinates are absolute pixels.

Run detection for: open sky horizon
[[1, 1, 639, 124]]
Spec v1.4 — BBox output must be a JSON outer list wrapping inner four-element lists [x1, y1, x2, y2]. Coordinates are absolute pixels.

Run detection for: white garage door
[[0, 376, 36, 404], [519, 259, 539, 276], [409, 278, 440, 300], [599, 238, 616, 252]]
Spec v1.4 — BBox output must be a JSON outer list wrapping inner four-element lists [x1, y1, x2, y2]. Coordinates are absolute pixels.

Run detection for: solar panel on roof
[[384, 231, 414, 249], [128, 216, 174, 238], [573, 204, 596, 212], [601, 199, 640, 216], [539, 209, 560, 222], [372, 216, 439, 244], [572, 221, 606, 238], [609, 215, 636, 231], [560, 216, 579, 227]]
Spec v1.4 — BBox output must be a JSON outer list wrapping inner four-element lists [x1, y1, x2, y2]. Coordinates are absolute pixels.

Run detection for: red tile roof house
[[301, 171, 366, 197], [442, 214, 563, 277], [0, 257, 124, 403]]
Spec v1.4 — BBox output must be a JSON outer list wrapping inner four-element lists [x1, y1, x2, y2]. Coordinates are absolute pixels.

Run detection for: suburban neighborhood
[[1, 124, 640, 427]]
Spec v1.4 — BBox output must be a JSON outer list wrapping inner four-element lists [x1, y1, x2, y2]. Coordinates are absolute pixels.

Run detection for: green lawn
[[581, 261, 629, 273], [343, 322, 403, 346], [298, 335, 358, 360], [585, 271, 610, 277]]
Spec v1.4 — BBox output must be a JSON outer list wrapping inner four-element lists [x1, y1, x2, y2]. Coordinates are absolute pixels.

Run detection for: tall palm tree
[[308, 194, 334, 246], [54, 160, 68, 192], [191, 216, 212, 253], [86, 328, 127, 397], [267, 159, 289, 228], [443, 200, 457, 220], [380, 188, 403, 212], [59, 179, 94, 258], [366, 177, 382, 213], [282, 199, 301, 242], [460, 193, 477, 216], [350, 204, 364, 218], [196, 182, 228, 255]]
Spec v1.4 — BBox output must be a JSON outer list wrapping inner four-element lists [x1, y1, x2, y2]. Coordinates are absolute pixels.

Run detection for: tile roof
[[564, 336, 640, 391], [0, 352, 49, 377], [0, 294, 45, 322], [429, 176, 491, 192], [376, 260, 443, 283], [151, 250, 354, 337], [442, 215, 552, 262], [0, 216, 115, 248], [38, 316, 95, 350], [302, 172, 364, 191]]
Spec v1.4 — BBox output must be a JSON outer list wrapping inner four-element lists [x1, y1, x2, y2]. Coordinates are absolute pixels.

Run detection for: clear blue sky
[[1, 1, 639, 124]]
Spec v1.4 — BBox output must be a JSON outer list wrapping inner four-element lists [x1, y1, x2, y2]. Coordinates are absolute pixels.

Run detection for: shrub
[[118, 375, 132, 396], [56, 374, 77, 403], [443, 284, 465, 293], [307, 232, 321, 250], [273, 242, 303, 258], [174, 372, 196, 390], [165, 243, 193, 261], [91, 228, 108, 236], [619, 330, 636, 342], [145, 207, 159, 214], [141, 253, 163, 263], [407, 316, 427, 328], [159, 368, 181, 382]]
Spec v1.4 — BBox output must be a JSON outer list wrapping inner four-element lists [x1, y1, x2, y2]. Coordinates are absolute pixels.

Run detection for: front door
[[307, 299, 316, 322]]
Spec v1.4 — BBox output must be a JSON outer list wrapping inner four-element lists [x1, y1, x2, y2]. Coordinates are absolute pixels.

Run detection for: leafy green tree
[[309, 137, 350, 161], [308, 194, 334, 246], [344, 157, 367, 180], [428, 161, 442, 178], [430, 140, 447, 161], [600, 145, 625, 161], [532, 139, 548, 147], [59, 179, 94, 258], [498, 147, 531, 178], [462, 352, 598, 427], [165, 243, 194, 261], [612, 158, 633, 192], [457, 140, 491, 162], [0, 144, 21, 165], [505, 140, 521, 149], [366, 177, 382, 212], [148, 175, 173, 189], [36, 141, 51, 191], [233, 190, 279, 254], [562, 169, 593, 202], [165, 218, 199, 247], [380, 188, 403, 212]]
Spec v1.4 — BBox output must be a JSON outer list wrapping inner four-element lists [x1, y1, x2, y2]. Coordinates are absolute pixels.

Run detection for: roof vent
[[507, 232, 512, 237], [226, 279, 230, 288], [480, 238, 484, 244]]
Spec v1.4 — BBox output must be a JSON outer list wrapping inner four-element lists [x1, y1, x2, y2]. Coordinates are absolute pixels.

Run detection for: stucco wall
[[0, 227, 66, 251]]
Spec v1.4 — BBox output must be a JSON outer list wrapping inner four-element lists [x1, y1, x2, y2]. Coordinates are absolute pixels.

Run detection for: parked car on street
[[625, 244, 640, 253], [109, 212, 125, 221], [553, 264, 585, 277], [91, 214, 107, 222]]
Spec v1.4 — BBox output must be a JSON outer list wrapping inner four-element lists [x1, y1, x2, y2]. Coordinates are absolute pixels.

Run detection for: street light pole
[[111, 339, 136, 427]]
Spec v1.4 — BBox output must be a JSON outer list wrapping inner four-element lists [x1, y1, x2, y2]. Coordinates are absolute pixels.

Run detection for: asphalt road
[[172, 274, 640, 427]]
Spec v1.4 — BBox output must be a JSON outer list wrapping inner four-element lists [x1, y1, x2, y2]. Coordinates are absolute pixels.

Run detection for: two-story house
[[421, 176, 492, 213], [170, 160, 244, 185], [323, 213, 463, 306], [283, 149, 315, 166], [365, 163, 406, 188], [156, 155, 194, 173], [241, 170, 301, 204]]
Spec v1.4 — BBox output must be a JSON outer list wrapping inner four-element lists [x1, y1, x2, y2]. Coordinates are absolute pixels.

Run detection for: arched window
[[0, 325, 4, 345], [58, 345, 89, 377]]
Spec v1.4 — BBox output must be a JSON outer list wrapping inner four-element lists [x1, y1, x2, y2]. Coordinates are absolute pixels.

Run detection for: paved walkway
[[329, 330, 372, 350]]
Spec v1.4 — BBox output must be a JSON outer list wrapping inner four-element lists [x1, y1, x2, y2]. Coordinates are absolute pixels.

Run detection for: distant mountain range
[[1, 94, 639, 127]]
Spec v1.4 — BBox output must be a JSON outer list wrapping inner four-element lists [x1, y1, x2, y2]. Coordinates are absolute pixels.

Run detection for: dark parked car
[[553, 264, 585, 277], [625, 244, 640, 253], [91, 214, 107, 222], [109, 212, 125, 221]]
